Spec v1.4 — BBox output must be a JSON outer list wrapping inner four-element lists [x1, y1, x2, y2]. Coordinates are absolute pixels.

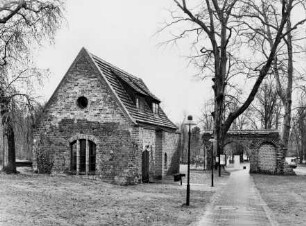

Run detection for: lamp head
[[184, 115, 196, 126]]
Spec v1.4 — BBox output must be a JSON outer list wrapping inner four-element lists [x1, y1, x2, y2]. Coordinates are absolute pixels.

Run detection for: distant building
[[33, 48, 180, 185]]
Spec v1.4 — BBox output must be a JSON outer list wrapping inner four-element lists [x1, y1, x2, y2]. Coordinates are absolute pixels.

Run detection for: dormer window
[[152, 103, 159, 115], [136, 97, 139, 109], [136, 97, 145, 112]]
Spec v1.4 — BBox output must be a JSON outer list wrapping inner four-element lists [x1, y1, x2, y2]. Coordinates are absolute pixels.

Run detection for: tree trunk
[[0, 87, 17, 173], [275, 106, 280, 130], [2, 116, 17, 173], [281, 18, 293, 155], [303, 131, 306, 163], [298, 135, 303, 164]]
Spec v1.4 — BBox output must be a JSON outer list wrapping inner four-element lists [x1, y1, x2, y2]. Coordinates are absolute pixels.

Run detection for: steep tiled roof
[[90, 53, 177, 130]]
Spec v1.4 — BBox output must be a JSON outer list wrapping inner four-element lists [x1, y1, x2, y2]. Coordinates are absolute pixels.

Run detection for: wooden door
[[142, 150, 149, 183]]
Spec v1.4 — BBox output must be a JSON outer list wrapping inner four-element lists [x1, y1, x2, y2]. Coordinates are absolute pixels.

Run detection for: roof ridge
[[90, 53, 141, 81]]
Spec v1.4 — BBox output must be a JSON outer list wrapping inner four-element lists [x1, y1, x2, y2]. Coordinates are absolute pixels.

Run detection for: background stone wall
[[258, 144, 277, 173], [162, 131, 180, 176]]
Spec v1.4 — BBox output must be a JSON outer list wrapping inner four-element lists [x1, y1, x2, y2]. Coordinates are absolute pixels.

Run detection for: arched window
[[70, 139, 96, 175], [164, 153, 168, 169]]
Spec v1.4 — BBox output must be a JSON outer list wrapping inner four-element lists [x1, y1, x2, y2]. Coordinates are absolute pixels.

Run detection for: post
[[203, 144, 206, 171], [186, 124, 191, 206], [211, 143, 214, 187], [218, 141, 221, 177]]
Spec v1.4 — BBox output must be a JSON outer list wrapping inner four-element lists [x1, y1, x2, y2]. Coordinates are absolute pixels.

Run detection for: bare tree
[[0, 0, 64, 173], [292, 107, 306, 163], [245, 0, 306, 152], [291, 90, 306, 163], [162, 0, 306, 174], [190, 126, 201, 164], [226, 94, 254, 130], [252, 80, 280, 129], [198, 100, 214, 131], [1, 66, 49, 172], [13, 100, 45, 160]]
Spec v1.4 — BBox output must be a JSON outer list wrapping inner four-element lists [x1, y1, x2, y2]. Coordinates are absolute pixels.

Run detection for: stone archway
[[203, 130, 285, 175]]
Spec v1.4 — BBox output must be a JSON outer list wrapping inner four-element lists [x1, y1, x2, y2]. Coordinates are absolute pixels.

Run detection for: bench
[[16, 160, 32, 167], [173, 173, 186, 185]]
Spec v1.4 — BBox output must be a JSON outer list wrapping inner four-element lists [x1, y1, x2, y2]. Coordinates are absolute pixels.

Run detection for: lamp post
[[184, 115, 196, 206], [208, 137, 215, 187], [203, 143, 205, 171]]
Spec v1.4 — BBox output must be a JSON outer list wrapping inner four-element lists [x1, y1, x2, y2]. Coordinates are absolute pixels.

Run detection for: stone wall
[[162, 131, 180, 176], [258, 144, 277, 173], [155, 130, 163, 178], [39, 51, 130, 126], [250, 141, 280, 174], [135, 126, 180, 180]]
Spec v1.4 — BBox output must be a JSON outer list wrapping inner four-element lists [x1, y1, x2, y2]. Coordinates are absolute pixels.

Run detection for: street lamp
[[208, 137, 215, 187], [184, 115, 196, 206]]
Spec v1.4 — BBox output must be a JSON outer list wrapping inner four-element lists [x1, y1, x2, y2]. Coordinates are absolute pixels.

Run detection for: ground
[[6, 163, 306, 225], [252, 166, 306, 226], [0, 165, 229, 226]]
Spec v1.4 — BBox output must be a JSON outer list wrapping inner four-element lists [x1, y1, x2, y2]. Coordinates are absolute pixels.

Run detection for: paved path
[[195, 165, 279, 226], [294, 164, 306, 175]]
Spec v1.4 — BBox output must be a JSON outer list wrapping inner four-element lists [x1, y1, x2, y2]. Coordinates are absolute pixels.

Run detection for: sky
[[35, 0, 213, 125]]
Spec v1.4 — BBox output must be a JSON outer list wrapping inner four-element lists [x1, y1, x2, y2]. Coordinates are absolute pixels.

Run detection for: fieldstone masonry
[[33, 48, 180, 185], [203, 130, 290, 175], [258, 144, 277, 173]]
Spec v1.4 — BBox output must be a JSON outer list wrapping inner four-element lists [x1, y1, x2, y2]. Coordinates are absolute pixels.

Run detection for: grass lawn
[[0, 167, 228, 226], [253, 174, 306, 226]]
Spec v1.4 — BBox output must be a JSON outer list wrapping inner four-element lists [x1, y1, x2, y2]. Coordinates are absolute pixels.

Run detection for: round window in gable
[[77, 96, 88, 109]]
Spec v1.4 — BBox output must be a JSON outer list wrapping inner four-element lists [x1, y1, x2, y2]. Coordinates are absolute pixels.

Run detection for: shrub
[[36, 148, 54, 174], [34, 133, 54, 174]]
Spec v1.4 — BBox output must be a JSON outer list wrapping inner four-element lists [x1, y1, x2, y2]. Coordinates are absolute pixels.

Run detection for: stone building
[[33, 48, 180, 185]]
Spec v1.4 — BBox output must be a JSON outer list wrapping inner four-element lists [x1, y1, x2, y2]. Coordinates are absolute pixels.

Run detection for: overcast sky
[[34, 0, 212, 124]]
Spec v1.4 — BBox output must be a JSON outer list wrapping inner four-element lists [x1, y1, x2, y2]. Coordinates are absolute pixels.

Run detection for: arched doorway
[[224, 141, 246, 164]]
